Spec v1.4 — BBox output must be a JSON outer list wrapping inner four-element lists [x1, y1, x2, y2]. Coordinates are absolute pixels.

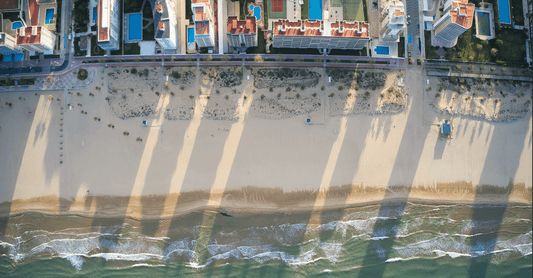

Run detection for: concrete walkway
[[427, 70, 533, 82]]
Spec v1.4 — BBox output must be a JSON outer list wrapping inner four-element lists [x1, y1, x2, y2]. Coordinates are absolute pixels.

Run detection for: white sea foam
[[131, 263, 165, 268], [90, 253, 164, 261], [61, 254, 83, 271], [433, 250, 471, 259]]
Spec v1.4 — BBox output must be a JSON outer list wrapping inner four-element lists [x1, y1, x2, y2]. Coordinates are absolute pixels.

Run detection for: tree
[[254, 54, 264, 62], [495, 39, 503, 47], [476, 44, 483, 50], [221, 55, 230, 61], [275, 54, 285, 62], [490, 48, 498, 57]]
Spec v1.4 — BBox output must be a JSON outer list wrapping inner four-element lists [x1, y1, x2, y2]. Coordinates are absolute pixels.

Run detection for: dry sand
[[0, 65, 531, 219]]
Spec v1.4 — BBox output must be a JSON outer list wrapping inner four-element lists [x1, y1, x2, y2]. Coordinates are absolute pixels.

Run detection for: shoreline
[[2, 184, 530, 220]]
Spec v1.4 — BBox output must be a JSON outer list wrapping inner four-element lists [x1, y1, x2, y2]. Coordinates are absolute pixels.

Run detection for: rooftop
[[450, 0, 474, 28], [227, 16, 256, 34], [16, 26, 42, 45], [273, 19, 369, 38], [153, 0, 171, 39], [195, 21, 210, 35], [98, 0, 109, 42], [29, 0, 39, 26], [0, 0, 19, 10]]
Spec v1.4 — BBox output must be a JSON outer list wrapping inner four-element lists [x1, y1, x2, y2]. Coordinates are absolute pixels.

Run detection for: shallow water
[[0, 203, 531, 277]]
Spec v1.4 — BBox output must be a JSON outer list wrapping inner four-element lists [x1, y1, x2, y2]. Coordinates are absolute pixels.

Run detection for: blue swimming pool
[[12, 21, 23, 30], [2, 53, 24, 62], [497, 0, 511, 24], [93, 7, 97, 23], [188, 27, 195, 43], [309, 0, 323, 20], [249, 4, 262, 21], [128, 13, 142, 41], [45, 8, 54, 24], [375, 46, 390, 55]]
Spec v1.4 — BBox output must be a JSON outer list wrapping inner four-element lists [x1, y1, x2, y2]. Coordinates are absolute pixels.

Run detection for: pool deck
[[124, 13, 143, 44], [474, 6, 495, 41], [35, 0, 57, 32], [371, 40, 398, 58]]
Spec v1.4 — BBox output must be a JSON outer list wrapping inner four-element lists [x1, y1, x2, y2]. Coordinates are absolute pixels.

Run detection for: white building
[[16, 26, 55, 52], [154, 0, 177, 50], [192, 0, 215, 48], [380, 1, 406, 42], [97, 0, 120, 50], [272, 20, 369, 50], [0, 32, 22, 55], [227, 16, 257, 49], [433, 0, 474, 42]]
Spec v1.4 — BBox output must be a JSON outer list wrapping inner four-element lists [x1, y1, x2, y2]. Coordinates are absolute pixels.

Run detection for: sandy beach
[[0, 65, 531, 219]]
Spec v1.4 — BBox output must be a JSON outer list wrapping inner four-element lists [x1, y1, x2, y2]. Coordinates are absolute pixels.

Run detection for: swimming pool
[[497, 0, 511, 24], [128, 13, 142, 41], [2, 54, 24, 62], [45, 8, 54, 24], [12, 21, 23, 30], [309, 0, 323, 20], [249, 4, 262, 21], [477, 11, 491, 36], [188, 27, 195, 43], [375, 46, 390, 55]]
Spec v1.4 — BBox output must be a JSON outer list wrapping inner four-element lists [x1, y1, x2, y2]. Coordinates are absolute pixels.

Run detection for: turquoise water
[[45, 9, 54, 24], [250, 4, 262, 21], [188, 27, 195, 43], [128, 13, 142, 41], [0, 203, 531, 277], [11, 21, 23, 30], [309, 0, 323, 20], [497, 0, 511, 24], [375, 46, 390, 55]]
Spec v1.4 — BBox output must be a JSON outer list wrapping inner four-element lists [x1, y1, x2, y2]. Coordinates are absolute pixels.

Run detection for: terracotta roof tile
[[227, 16, 256, 34]]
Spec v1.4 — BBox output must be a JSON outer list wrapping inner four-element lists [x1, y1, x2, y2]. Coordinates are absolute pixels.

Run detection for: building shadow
[[467, 117, 531, 277], [357, 79, 432, 277]]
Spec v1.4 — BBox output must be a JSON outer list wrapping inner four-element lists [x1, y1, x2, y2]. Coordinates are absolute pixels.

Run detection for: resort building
[[153, 0, 177, 50], [16, 26, 55, 52], [0, 32, 22, 54], [380, 1, 405, 42], [226, 16, 257, 49], [272, 19, 369, 50], [97, 0, 120, 51], [433, 0, 474, 42], [191, 0, 215, 48], [25, 0, 57, 31]]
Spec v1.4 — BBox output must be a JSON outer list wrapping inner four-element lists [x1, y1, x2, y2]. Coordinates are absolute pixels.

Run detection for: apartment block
[[153, 0, 177, 50], [0, 32, 22, 55], [192, 0, 215, 48], [272, 20, 369, 50], [16, 26, 55, 52], [227, 16, 257, 49], [380, 1, 405, 42], [97, 0, 120, 51], [433, 0, 474, 42]]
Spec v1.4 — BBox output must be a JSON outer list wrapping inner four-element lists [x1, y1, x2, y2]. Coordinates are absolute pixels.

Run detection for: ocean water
[[0, 203, 531, 277]]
